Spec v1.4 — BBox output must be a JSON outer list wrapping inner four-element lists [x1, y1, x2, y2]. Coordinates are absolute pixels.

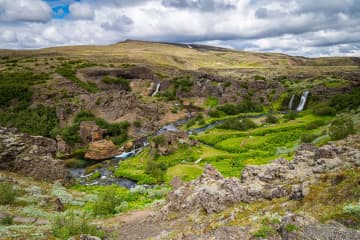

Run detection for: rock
[[279, 213, 360, 240], [124, 141, 134, 151], [0, 127, 72, 184], [170, 176, 184, 189], [85, 140, 120, 160], [68, 235, 101, 240], [56, 135, 71, 155], [162, 141, 360, 216], [79, 121, 104, 144], [151, 132, 188, 156]]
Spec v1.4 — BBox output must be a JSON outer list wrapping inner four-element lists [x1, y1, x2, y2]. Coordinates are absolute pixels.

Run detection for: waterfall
[[296, 91, 310, 112], [288, 95, 295, 110], [151, 83, 161, 97]]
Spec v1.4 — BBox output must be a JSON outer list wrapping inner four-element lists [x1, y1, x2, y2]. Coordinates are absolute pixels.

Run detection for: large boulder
[[85, 140, 120, 161], [0, 127, 72, 184]]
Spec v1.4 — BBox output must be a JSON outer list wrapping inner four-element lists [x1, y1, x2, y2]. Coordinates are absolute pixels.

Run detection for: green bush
[[330, 88, 360, 111], [173, 76, 193, 92], [205, 97, 219, 108], [0, 105, 59, 137], [306, 120, 326, 130], [145, 160, 167, 182], [0, 182, 16, 205], [313, 103, 336, 116], [284, 111, 298, 120], [0, 215, 13, 225], [219, 118, 257, 131], [52, 211, 104, 239], [301, 133, 318, 143], [64, 158, 88, 168], [93, 186, 124, 216], [329, 116, 355, 140], [151, 135, 166, 146], [208, 109, 224, 118], [265, 114, 278, 124], [133, 120, 142, 128], [216, 101, 263, 115]]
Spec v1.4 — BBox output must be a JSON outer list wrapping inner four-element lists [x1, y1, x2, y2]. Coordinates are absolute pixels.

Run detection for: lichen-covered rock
[[85, 139, 120, 160], [162, 139, 360, 216], [279, 213, 360, 240], [0, 127, 72, 184]]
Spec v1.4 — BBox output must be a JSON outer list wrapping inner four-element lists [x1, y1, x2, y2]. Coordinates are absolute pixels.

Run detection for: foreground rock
[[85, 139, 120, 160], [0, 127, 72, 184], [162, 139, 360, 215]]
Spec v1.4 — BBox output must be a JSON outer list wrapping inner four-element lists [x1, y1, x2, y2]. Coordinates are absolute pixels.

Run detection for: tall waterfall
[[296, 91, 310, 112], [288, 95, 295, 110], [151, 83, 161, 97]]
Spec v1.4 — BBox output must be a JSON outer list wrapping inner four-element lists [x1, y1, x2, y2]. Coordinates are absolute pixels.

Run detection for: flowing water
[[288, 95, 295, 110], [151, 83, 161, 97], [296, 91, 310, 112]]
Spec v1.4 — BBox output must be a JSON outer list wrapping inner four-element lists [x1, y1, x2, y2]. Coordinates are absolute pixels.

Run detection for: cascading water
[[288, 95, 295, 110], [296, 91, 310, 112], [151, 83, 161, 97]]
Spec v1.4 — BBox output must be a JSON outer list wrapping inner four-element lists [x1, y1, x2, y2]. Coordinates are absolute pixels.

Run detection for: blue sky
[[0, 0, 359, 57]]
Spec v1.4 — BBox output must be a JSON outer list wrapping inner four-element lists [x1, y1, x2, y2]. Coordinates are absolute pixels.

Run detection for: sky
[[0, 0, 359, 57]]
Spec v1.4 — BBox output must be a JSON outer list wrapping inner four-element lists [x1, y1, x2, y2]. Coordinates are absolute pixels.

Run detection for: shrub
[[330, 88, 360, 111], [253, 225, 274, 238], [301, 133, 318, 143], [254, 75, 266, 80], [145, 160, 167, 182], [93, 186, 124, 216], [172, 76, 193, 92], [0, 105, 59, 137], [306, 120, 326, 130], [133, 120, 142, 128], [265, 114, 278, 124], [313, 103, 336, 116], [51, 211, 104, 239], [329, 116, 355, 140], [284, 111, 298, 120], [219, 118, 257, 131], [151, 135, 166, 146], [0, 182, 16, 205], [64, 158, 88, 168], [216, 101, 263, 115], [0, 215, 13, 225], [208, 109, 224, 118]]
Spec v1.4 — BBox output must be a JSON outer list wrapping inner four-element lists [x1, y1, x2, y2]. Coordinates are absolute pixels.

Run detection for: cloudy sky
[[0, 0, 359, 57]]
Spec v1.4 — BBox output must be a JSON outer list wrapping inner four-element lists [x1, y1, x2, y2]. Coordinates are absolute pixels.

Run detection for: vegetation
[[330, 87, 360, 111], [0, 105, 59, 137], [56, 64, 98, 93], [102, 76, 131, 91], [0, 182, 15, 205], [265, 114, 278, 124], [329, 115, 355, 140], [219, 118, 257, 131], [51, 211, 104, 239], [216, 101, 263, 115], [60, 111, 129, 145]]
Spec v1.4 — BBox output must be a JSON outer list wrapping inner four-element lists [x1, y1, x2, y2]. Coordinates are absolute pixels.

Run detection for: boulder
[[85, 140, 120, 160]]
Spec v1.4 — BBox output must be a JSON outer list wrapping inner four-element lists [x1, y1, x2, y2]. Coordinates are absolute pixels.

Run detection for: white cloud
[[69, 2, 95, 20], [0, 0, 359, 57], [0, 0, 52, 22]]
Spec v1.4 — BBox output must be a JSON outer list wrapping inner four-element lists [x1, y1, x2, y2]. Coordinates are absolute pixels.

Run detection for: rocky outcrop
[[79, 121, 104, 144], [85, 140, 120, 160], [0, 127, 72, 184], [279, 213, 360, 240], [162, 139, 360, 215]]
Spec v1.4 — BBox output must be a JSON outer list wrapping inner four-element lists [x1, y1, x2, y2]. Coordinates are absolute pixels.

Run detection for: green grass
[[166, 164, 203, 182]]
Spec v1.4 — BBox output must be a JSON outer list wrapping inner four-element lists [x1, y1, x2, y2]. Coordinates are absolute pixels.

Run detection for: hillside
[[0, 40, 360, 239]]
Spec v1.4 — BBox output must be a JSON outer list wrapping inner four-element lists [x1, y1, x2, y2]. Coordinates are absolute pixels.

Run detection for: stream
[[69, 94, 309, 188]]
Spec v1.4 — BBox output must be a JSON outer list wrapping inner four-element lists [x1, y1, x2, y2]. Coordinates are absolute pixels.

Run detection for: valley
[[0, 40, 360, 239]]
